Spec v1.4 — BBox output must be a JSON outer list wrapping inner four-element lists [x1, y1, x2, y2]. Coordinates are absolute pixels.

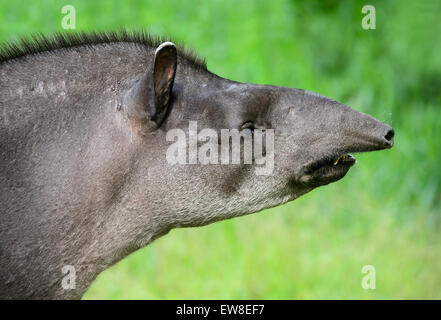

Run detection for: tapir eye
[[240, 121, 255, 133]]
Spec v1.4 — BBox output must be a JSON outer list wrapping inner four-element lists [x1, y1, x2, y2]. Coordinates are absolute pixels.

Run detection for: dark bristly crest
[[0, 29, 207, 70]]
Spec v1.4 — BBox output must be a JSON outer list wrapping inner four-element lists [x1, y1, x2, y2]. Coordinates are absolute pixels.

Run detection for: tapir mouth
[[300, 138, 393, 185], [299, 123, 394, 186], [305, 153, 356, 173], [296, 151, 358, 186]]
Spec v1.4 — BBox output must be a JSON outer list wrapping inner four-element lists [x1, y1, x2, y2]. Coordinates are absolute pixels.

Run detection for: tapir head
[[124, 42, 394, 227]]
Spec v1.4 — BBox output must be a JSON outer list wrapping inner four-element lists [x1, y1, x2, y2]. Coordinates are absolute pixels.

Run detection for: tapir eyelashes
[[240, 121, 255, 133]]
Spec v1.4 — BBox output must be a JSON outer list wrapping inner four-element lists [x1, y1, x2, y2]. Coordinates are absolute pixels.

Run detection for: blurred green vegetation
[[1, 0, 440, 299]]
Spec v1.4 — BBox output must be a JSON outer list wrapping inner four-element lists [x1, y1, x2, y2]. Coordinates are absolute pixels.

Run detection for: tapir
[[0, 31, 394, 299]]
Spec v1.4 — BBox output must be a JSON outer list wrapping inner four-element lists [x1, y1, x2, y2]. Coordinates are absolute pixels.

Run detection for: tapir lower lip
[[303, 152, 356, 175]]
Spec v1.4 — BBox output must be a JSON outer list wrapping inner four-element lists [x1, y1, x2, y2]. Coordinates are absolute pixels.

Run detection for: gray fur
[[0, 31, 393, 299]]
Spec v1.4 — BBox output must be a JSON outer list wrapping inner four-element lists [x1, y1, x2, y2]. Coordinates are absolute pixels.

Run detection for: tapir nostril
[[384, 129, 394, 142]]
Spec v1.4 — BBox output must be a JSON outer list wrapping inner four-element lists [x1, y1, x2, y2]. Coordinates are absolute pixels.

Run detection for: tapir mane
[[0, 29, 207, 70]]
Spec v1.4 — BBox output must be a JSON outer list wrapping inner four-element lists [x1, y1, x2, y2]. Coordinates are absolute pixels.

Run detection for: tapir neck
[[0, 43, 172, 299]]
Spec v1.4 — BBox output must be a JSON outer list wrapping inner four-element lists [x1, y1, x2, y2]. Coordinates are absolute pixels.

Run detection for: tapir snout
[[373, 121, 395, 148], [342, 110, 394, 153]]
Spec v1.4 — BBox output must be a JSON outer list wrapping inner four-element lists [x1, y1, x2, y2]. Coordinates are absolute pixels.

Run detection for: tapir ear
[[150, 41, 177, 125], [124, 42, 177, 133]]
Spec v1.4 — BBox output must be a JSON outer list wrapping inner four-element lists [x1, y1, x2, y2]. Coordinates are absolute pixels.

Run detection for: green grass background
[[1, 0, 440, 299]]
